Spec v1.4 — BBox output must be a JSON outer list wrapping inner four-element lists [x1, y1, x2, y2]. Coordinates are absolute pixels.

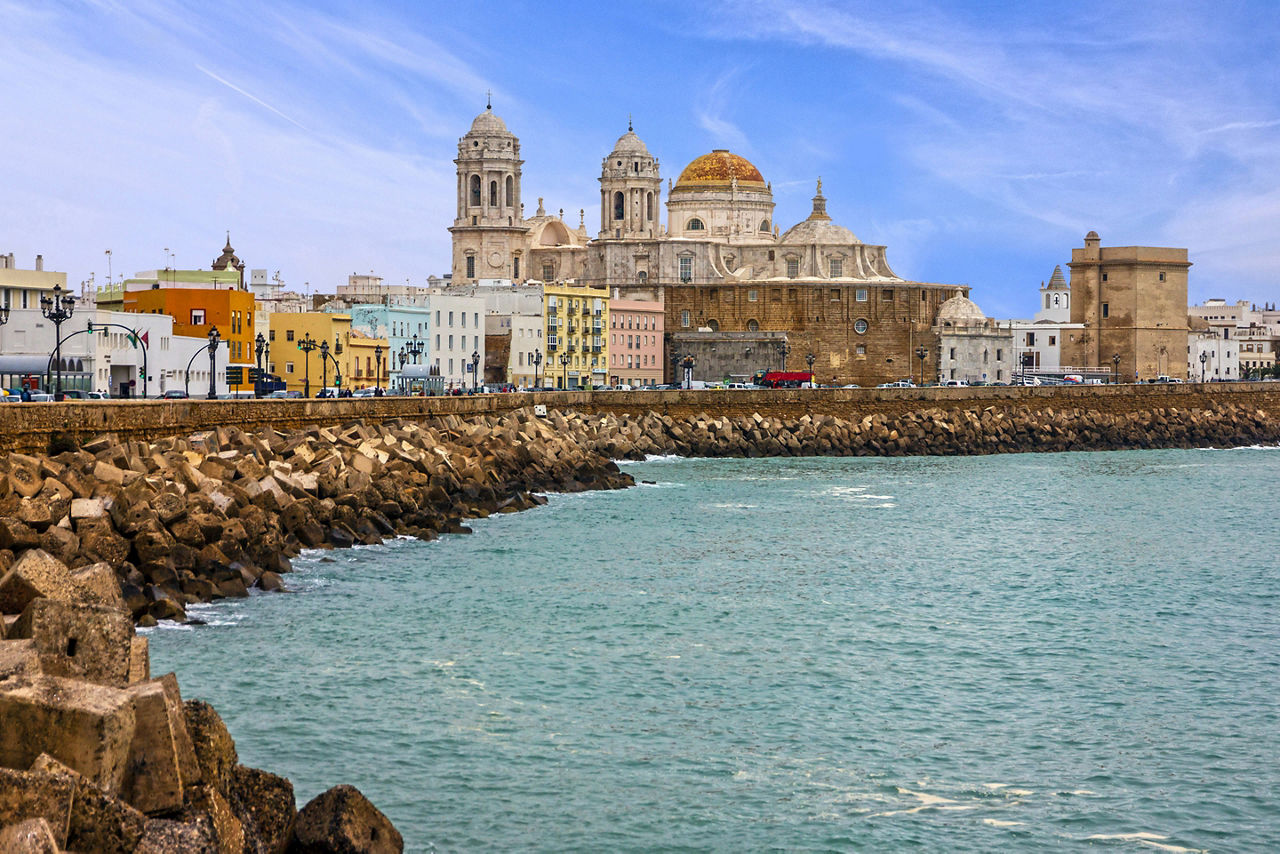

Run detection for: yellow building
[[544, 282, 609, 388], [343, 332, 392, 391]]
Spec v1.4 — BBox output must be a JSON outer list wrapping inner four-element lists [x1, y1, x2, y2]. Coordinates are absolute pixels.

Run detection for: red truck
[[752, 370, 814, 388]]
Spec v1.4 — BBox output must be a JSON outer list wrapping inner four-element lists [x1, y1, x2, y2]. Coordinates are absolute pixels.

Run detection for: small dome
[[673, 150, 765, 190], [937, 295, 986, 323], [468, 106, 511, 136], [610, 129, 650, 157], [1086, 230, 1100, 240], [780, 180, 859, 245]]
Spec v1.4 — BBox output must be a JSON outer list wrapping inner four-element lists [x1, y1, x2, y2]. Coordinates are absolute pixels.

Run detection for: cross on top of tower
[[486, 89, 492, 109]]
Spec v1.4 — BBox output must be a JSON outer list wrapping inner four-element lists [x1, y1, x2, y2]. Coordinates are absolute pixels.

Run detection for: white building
[[447, 282, 545, 387], [424, 291, 486, 388], [1007, 266, 1084, 376], [0, 253, 94, 395]]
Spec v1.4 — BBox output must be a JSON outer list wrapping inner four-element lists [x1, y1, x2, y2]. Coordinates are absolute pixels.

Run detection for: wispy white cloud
[[694, 67, 752, 152], [196, 65, 310, 131]]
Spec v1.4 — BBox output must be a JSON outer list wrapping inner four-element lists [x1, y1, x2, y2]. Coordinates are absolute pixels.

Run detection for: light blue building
[[343, 304, 433, 389]]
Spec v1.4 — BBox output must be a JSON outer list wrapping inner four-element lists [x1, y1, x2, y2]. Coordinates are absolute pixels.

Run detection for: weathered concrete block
[[70, 497, 107, 520], [184, 783, 244, 854], [9, 599, 133, 687], [0, 675, 136, 794], [227, 764, 295, 854], [0, 764, 75, 848], [156, 673, 202, 789], [0, 817, 59, 853], [0, 549, 78, 615], [183, 700, 237, 793], [123, 677, 198, 815], [71, 561, 125, 611], [0, 639, 42, 680], [136, 815, 218, 853], [129, 635, 151, 684], [31, 753, 147, 854], [293, 784, 403, 854]]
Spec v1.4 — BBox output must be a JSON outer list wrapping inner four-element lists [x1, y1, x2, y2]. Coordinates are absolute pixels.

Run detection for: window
[[505, 176, 514, 207], [269, 329, 276, 341], [768, 250, 775, 261], [474, 313, 479, 327], [543, 264, 553, 281], [949, 348, 956, 360], [786, 259, 799, 278], [489, 181, 498, 206], [470, 175, 480, 206], [1159, 272, 1166, 282], [190, 309, 206, 325], [1102, 302, 1109, 318], [748, 290, 758, 302], [436, 310, 441, 324], [771, 289, 782, 302], [513, 257, 519, 278], [854, 319, 868, 334], [747, 319, 759, 331], [286, 329, 295, 342], [461, 312, 466, 328], [448, 311, 454, 326], [856, 289, 868, 302], [436, 334, 441, 349], [448, 335, 454, 348], [996, 349, 1003, 361], [679, 257, 692, 281], [760, 219, 770, 232], [881, 289, 894, 301], [681, 310, 690, 328], [830, 289, 840, 301], [285, 362, 294, 374], [646, 192, 653, 220], [466, 256, 475, 278], [1102, 272, 1108, 282], [788, 289, 797, 302], [614, 192, 624, 220], [856, 344, 866, 356], [829, 258, 843, 277], [1048, 335, 1056, 346], [686, 218, 704, 231], [1025, 332, 1035, 346]]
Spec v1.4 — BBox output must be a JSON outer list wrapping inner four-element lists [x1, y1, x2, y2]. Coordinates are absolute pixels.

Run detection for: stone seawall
[[4, 383, 1280, 455]]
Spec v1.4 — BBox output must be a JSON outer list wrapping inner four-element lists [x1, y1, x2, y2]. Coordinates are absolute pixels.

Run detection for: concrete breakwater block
[[293, 784, 403, 854]]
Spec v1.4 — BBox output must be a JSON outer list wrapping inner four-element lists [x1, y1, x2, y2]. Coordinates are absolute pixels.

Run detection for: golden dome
[[673, 149, 766, 190]]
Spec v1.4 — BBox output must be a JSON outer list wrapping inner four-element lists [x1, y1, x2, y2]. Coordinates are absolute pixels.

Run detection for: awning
[[0, 355, 55, 373]]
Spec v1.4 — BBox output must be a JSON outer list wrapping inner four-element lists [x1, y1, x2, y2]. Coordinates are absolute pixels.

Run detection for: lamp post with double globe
[[297, 333, 317, 398], [1113, 352, 1122, 384], [374, 345, 384, 395], [40, 283, 76, 400], [1199, 350, 1208, 383], [533, 348, 542, 390], [806, 351, 816, 386], [254, 332, 268, 397], [559, 352, 570, 389], [471, 349, 480, 392], [916, 345, 927, 386]]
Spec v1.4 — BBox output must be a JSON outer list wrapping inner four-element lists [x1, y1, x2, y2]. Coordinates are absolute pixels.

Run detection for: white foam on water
[[1137, 843, 1206, 853], [709, 502, 758, 509], [1086, 832, 1169, 841], [638, 454, 685, 463], [982, 819, 1023, 827]]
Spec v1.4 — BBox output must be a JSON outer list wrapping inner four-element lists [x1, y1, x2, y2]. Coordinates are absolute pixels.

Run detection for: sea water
[[148, 448, 1280, 852]]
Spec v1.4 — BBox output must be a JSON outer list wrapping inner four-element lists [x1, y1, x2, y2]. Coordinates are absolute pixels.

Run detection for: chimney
[[35, 254, 43, 271]]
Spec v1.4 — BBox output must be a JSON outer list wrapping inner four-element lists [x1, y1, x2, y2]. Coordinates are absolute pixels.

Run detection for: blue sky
[[3, 0, 1279, 318]]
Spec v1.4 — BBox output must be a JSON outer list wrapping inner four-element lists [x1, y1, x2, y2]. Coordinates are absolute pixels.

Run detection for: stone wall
[[4, 384, 1280, 455]]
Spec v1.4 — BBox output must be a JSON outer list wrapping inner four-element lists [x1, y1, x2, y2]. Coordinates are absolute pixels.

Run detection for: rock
[[0, 639, 41, 680], [183, 700, 237, 793], [257, 570, 285, 592], [31, 753, 147, 854], [123, 678, 195, 814], [227, 765, 295, 854], [0, 675, 137, 794], [136, 815, 218, 853], [129, 636, 151, 684], [15, 500, 53, 533], [71, 561, 125, 611], [70, 497, 108, 520], [75, 517, 131, 567], [0, 817, 59, 853], [0, 767, 74, 849], [183, 783, 244, 854], [0, 549, 78, 615], [292, 784, 403, 854], [8, 598, 134, 687]]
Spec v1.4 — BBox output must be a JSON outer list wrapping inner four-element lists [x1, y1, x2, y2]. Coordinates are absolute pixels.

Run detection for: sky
[[3, 0, 1279, 319]]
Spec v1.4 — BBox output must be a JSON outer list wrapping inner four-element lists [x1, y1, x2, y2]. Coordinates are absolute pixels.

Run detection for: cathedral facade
[[448, 106, 967, 386]]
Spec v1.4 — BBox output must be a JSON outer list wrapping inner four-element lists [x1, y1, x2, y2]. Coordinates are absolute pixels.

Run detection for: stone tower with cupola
[[598, 123, 662, 241], [449, 102, 530, 284]]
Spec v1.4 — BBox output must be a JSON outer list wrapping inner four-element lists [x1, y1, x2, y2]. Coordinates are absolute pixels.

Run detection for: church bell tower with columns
[[598, 122, 662, 241], [450, 100, 529, 283]]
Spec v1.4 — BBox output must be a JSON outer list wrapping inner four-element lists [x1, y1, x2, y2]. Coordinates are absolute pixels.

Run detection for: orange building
[[125, 285, 256, 365]]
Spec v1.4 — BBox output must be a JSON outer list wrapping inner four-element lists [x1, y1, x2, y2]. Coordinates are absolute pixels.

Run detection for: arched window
[[470, 175, 481, 206], [646, 192, 653, 221], [505, 176, 514, 207], [760, 219, 770, 232], [489, 181, 498, 207], [638, 270, 648, 283], [687, 218, 705, 231], [746, 319, 759, 332], [707, 319, 720, 331], [613, 191, 624, 220]]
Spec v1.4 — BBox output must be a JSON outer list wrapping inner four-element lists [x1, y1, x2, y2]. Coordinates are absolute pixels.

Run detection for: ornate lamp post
[[776, 341, 791, 371], [406, 333, 424, 364], [916, 345, 927, 386], [374, 344, 384, 395], [254, 332, 267, 397], [533, 347, 542, 390], [40, 283, 76, 400], [1113, 352, 1122, 384], [1199, 350, 1208, 383], [559, 352, 570, 389], [681, 354, 695, 389], [806, 351, 816, 386], [470, 349, 480, 392], [206, 326, 220, 399], [319, 340, 331, 395], [297, 333, 317, 397]]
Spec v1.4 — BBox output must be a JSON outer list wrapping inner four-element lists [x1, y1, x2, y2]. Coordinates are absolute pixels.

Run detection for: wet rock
[[9, 598, 134, 687], [0, 817, 59, 853], [0, 548, 79, 614], [227, 765, 295, 854], [292, 784, 402, 854]]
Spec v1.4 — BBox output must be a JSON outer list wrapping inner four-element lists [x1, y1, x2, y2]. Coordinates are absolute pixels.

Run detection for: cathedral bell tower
[[598, 121, 661, 240], [449, 101, 529, 283]]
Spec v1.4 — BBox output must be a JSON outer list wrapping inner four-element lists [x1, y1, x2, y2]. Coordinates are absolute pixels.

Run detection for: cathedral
[[448, 104, 968, 385]]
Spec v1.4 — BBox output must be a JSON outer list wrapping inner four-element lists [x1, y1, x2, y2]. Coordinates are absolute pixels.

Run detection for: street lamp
[[806, 351, 816, 385], [533, 347, 542, 390], [40, 282, 76, 400], [1199, 350, 1208, 383], [206, 326, 220, 399], [681, 354, 695, 389], [406, 333, 424, 364], [470, 349, 479, 392], [319, 340, 330, 395], [776, 341, 791, 371], [254, 332, 267, 397], [1113, 352, 1122, 384], [374, 344, 384, 395], [916, 345, 927, 386], [559, 352, 570, 389], [298, 332, 317, 397]]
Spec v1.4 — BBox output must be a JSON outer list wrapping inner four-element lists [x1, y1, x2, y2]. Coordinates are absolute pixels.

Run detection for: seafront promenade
[[1, 384, 1278, 851]]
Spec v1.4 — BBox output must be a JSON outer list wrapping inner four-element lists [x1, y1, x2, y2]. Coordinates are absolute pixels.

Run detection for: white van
[[943, 380, 969, 387]]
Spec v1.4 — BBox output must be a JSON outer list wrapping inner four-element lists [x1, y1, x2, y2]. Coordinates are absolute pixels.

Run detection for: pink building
[[609, 296, 664, 387]]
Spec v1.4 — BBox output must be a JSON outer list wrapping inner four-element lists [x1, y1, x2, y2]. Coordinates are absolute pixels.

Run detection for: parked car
[[27, 392, 54, 402], [1152, 375, 1184, 384], [352, 387, 377, 397], [267, 389, 303, 398], [315, 388, 336, 398], [59, 389, 87, 399], [86, 391, 110, 400], [877, 380, 916, 388], [160, 389, 190, 399], [943, 380, 970, 387]]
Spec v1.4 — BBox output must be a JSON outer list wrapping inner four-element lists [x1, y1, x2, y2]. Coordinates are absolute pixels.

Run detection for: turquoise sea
[[149, 448, 1280, 852]]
